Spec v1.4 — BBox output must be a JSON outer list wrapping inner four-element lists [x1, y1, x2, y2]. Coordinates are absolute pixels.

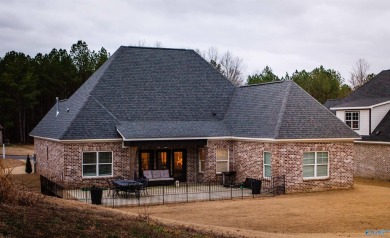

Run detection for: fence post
[[230, 185, 233, 199], [186, 182, 189, 203], [163, 183, 165, 205], [209, 181, 211, 201]]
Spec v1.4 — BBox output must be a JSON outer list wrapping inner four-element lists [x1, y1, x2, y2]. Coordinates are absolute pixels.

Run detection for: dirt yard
[[123, 178, 390, 237]]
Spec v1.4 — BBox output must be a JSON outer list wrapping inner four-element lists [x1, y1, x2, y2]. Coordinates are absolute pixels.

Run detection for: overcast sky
[[1, 0, 389, 82]]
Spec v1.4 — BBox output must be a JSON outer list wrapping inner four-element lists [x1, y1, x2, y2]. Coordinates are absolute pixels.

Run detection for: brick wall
[[354, 143, 390, 180], [35, 138, 355, 192], [34, 138, 65, 185], [35, 139, 132, 188], [203, 140, 354, 193]]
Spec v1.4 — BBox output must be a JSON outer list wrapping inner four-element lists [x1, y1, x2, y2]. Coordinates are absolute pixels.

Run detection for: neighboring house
[[0, 124, 3, 144], [30, 46, 358, 193], [328, 70, 390, 180]]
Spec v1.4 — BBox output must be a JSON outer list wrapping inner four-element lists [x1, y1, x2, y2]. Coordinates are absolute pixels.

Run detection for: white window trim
[[263, 151, 272, 178], [215, 148, 229, 174], [303, 151, 329, 180], [345, 111, 359, 130], [82, 151, 113, 178]]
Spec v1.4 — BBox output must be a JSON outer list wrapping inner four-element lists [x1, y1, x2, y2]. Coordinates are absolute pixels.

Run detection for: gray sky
[[1, 0, 389, 82]]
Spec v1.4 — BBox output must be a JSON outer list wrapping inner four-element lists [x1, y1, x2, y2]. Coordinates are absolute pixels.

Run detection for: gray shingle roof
[[31, 46, 235, 140], [31, 46, 358, 141], [117, 121, 230, 139], [330, 70, 390, 108], [224, 81, 358, 139], [362, 110, 390, 142], [326, 70, 390, 142]]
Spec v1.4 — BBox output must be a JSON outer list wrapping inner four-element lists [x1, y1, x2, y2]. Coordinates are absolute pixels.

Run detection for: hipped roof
[[30, 46, 358, 141]]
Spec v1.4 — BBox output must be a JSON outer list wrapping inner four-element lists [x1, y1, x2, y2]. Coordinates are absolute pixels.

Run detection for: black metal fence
[[40, 175, 285, 208]]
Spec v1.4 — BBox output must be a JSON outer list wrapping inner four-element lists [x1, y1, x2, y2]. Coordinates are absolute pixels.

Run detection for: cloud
[[0, 0, 389, 81]]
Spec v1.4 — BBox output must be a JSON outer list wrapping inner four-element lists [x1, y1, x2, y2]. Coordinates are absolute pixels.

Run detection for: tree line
[[0, 42, 375, 144], [0, 41, 109, 143]]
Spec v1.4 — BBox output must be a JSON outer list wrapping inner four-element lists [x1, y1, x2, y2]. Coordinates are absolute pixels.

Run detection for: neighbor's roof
[[30, 46, 358, 141], [329, 70, 390, 109], [362, 110, 390, 142], [326, 69, 390, 142]]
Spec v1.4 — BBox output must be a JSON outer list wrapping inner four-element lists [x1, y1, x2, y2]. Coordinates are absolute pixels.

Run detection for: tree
[[0, 52, 39, 143], [0, 41, 109, 143], [197, 47, 245, 86], [291, 66, 348, 104], [25, 154, 32, 174], [247, 66, 280, 85], [349, 59, 375, 90]]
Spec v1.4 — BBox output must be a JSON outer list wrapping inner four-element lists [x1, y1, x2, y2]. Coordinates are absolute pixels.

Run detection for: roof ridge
[[58, 49, 121, 139], [90, 96, 120, 123], [240, 80, 285, 88], [273, 81, 292, 138], [121, 46, 189, 51], [58, 98, 89, 140]]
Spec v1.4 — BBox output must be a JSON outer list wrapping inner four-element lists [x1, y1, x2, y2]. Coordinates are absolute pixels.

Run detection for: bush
[[25, 155, 32, 174]]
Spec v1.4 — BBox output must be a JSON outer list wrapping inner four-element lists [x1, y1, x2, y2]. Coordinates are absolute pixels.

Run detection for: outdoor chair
[[105, 178, 114, 197], [135, 178, 149, 196], [125, 184, 141, 199]]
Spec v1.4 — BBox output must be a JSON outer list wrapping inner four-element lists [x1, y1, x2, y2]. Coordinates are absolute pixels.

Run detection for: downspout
[[369, 109, 371, 135]]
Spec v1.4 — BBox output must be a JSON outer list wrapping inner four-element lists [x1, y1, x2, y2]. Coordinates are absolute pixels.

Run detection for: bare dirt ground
[[122, 179, 390, 238]]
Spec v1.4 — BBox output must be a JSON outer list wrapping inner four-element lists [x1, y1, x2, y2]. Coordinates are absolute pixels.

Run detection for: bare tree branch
[[197, 47, 246, 86], [349, 59, 371, 89]]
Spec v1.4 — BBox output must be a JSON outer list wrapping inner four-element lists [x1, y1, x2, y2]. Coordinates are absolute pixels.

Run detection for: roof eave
[[330, 100, 390, 110]]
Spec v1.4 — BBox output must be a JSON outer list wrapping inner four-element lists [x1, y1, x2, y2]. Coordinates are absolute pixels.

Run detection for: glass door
[[172, 150, 186, 181], [139, 150, 154, 177], [156, 150, 170, 170]]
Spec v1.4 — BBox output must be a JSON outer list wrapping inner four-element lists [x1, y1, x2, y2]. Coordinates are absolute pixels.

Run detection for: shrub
[[25, 155, 32, 174]]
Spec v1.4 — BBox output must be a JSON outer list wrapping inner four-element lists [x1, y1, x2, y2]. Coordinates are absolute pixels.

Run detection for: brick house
[[327, 70, 390, 180], [30, 46, 358, 193]]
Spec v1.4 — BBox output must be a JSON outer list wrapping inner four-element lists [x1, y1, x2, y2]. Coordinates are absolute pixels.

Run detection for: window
[[198, 148, 206, 172], [216, 148, 229, 173], [303, 152, 328, 178], [82, 152, 112, 177], [345, 111, 359, 130], [263, 152, 271, 178]]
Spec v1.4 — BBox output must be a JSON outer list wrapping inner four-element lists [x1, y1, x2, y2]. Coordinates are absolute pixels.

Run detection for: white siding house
[[371, 101, 390, 132], [335, 109, 370, 136]]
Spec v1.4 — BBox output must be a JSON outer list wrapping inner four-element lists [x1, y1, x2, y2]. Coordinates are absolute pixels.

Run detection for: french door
[[139, 149, 186, 181]]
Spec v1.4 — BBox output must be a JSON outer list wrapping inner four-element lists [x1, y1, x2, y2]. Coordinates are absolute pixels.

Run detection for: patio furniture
[[142, 169, 175, 186], [112, 179, 142, 198], [221, 171, 236, 187], [135, 178, 149, 196]]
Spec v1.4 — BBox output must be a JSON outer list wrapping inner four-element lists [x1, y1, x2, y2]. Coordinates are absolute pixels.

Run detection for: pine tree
[[25, 154, 32, 174]]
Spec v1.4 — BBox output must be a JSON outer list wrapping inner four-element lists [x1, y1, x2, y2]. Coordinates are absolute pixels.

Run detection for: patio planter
[[251, 179, 261, 194], [90, 186, 103, 205]]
